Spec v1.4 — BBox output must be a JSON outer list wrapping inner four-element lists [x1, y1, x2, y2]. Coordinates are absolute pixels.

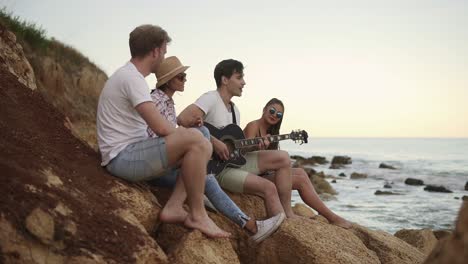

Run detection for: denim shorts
[[148, 126, 210, 186], [106, 137, 169, 182]]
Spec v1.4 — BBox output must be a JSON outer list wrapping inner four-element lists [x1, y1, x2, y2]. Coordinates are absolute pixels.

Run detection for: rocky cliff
[[1, 24, 465, 264]]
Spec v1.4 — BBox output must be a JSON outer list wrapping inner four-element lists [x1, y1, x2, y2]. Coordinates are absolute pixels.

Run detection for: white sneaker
[[250, 212, 285, 243]]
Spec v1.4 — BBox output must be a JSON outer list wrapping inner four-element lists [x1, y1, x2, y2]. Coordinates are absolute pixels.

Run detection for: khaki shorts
[[215, 151, 260, 193]]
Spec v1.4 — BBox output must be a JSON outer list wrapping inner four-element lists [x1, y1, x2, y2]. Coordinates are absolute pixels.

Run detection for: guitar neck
[[234, 134, 291, 148]]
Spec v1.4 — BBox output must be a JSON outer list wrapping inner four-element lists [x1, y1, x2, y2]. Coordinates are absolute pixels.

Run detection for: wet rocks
[[290, 155, 328, 166], [405, 178, 425, 186], [379, 163, 397, 170], [329, 156, 352, 169], [424, 185, 453, 193], [350, 172, 368, 179], [375, 190, 401, 195], [331, 156, 352, 165]]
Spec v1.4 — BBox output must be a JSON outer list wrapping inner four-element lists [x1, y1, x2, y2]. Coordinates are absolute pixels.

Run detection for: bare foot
[[159, 205, 188, 224], [286, 213, 301, 219], [184, 214, 231, 238], [330, 215, 352, 229]]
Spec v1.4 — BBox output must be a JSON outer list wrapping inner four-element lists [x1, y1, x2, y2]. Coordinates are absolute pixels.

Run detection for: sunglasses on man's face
[[176, 73, 187, 81], [268, 107, 283, 119]]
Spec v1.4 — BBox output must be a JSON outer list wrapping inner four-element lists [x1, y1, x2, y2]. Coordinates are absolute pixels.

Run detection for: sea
[[281, 138, 468, 234]]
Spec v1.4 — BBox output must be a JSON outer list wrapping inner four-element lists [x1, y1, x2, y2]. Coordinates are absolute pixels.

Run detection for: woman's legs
[[256, 150, 296, 218], [291, 168, 351, 228], [242, 173, 285, 217]]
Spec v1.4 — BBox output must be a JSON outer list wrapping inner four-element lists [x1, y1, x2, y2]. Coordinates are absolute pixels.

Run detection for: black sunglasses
[[268, 107, 283, 119], [176, 73, 187, 81]]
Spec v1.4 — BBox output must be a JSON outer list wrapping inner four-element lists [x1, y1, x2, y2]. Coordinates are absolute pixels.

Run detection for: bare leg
[[243, 174, 284, 217], [159, 175, 188, 223], [292, 168, 351, 229], [257, 150, 296, 218], [164, 128, 231, 238], [243, 217, 258, 234]]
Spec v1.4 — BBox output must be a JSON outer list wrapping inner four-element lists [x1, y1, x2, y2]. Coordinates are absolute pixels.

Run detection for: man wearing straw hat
[[148, 56, 285, 243], [96, 25, 229, 238]]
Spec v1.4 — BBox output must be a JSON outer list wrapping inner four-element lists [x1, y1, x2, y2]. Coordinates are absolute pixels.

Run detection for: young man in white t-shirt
[[178, 59, 297, 219], [96, 25, 229, 238]]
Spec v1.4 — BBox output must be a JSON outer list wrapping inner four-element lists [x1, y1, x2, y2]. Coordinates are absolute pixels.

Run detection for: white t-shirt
[[96, 62, 152, 166], [194, 90, 240, 128]]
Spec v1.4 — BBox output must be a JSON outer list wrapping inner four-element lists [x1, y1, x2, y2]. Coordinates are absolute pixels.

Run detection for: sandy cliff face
[[0, 24, 36, 90], [2, 26, 461, 263], [27, 50, 106, 151], [1, 23, 107, 150]]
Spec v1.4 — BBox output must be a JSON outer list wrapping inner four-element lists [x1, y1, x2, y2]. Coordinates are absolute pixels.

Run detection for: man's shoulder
[[198, 90, 218, 98]]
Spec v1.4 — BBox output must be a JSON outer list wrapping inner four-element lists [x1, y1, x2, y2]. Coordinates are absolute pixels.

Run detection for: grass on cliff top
[[0, 7, 98, 70], [0, 7, 49, 51]]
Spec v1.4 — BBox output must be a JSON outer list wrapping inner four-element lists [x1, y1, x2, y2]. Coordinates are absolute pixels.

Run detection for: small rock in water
[[329, 164, 345, 169], [383, 184, 392, 189], [338, 172, 346, 177], [405, 178, 425, 186], [455, 197, 460, 200], [331, 179, 337, 183], [331, 155, 352, 165], [375, 190, 401, 195], [424, 185, 453, 193], [379, 163, 397, 170], [350, 172, 368, 179]]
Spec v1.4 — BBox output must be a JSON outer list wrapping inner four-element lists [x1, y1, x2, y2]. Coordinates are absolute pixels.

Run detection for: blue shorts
[[106, 137, 170, 182], [106, 126, 211, 183]]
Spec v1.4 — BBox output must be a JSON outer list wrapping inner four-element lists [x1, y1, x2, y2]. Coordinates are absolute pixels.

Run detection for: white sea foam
[[283, 138, 468, 233]]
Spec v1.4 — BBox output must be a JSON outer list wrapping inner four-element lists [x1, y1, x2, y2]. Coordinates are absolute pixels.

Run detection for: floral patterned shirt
[[147, 89, 177, 138]]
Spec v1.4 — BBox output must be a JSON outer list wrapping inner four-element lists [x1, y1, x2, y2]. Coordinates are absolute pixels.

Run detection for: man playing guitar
[[178, 59, 298, 219]]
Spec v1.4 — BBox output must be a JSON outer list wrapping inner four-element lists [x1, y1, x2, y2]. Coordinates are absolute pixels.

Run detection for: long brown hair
[[264, 98, 284, 150]]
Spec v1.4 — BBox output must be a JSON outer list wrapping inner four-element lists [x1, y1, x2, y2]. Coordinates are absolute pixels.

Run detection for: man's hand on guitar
[[257, 135, 271, 150], [212, 137, 230, 160]]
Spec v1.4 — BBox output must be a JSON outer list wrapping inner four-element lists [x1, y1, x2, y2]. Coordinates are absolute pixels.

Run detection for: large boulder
[[423, 202, 468, 264], [168, 231, 240, 264], [255, 219, 380, 264], [394, 229, 438, 254], [352, 225, 426, 263]]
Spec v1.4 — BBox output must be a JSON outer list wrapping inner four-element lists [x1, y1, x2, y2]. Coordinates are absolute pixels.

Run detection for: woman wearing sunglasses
[[244, 98, 351, 229], [148, 57, 285, 243]]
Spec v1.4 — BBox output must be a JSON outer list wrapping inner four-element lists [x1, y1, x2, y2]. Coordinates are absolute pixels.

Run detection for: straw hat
[[156, 56, 189, 88]]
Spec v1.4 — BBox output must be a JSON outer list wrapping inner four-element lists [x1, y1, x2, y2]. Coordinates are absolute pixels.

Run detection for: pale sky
[[2, 0, 468, 137]]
